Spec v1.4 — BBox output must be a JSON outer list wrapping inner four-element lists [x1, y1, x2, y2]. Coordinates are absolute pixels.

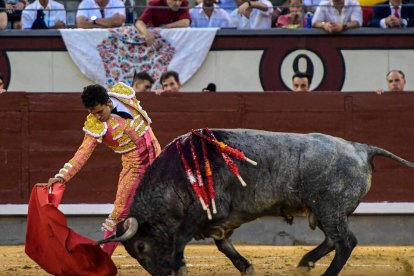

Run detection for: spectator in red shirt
[[135, 0, 191, 47]]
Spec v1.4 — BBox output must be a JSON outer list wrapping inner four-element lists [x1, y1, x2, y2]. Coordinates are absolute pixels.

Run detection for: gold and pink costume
[[54, 83, 161, 255]]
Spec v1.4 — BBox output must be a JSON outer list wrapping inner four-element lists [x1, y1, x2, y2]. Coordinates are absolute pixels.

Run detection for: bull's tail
[[368, 145, 414, 168]]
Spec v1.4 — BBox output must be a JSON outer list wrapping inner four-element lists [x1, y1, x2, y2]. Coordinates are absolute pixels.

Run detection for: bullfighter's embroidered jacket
[[55, 82, 154, 182]]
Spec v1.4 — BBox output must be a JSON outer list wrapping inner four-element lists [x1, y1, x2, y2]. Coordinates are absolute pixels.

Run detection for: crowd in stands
[[122, 68, 406, 93], [0, 68, 407, 93], [0, 0, 411, 93], [1, 0, 414, 30]]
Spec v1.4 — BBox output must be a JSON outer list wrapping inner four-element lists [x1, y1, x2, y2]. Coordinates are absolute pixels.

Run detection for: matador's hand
[[46, 177, 65, 188]]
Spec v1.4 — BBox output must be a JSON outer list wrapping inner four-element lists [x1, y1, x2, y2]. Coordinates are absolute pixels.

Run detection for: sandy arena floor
[[1, 245, 414, 275]]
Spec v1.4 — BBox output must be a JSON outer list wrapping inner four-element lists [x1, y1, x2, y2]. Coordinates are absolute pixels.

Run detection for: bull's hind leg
[[214, 237, 254, 275], [298, 234, 335, 268], [318, 216, 358, 276]]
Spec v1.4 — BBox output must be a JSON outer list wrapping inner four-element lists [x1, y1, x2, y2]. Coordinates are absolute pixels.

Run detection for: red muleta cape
[[25, 184, 117, 276]]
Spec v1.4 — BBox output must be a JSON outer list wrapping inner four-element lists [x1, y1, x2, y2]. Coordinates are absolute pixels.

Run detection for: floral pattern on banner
[[96, 26, 175, 88]]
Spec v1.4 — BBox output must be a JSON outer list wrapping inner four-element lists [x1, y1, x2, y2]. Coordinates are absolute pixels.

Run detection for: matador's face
[[88, 99, 113, 122]]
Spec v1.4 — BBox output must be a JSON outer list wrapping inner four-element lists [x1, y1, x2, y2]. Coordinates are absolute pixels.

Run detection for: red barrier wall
[[1, 92, 414, 204]]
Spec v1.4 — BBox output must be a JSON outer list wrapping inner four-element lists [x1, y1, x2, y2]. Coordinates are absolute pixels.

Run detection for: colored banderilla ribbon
[[177, 128, 257, 219], [192, 128, 257, 187], [176, 140, 212, 219]]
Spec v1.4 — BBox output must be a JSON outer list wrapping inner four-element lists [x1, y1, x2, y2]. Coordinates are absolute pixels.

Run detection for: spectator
[[76, 0, 125, 28], [304, 0, 322, 11], [276, 0, 303, 28], [190, 0, 232, 28], [159, 70, 181, 92], [135, 0, 191, 47], [375, 70, 406, 94], [21, 0, 66, 29], [230, 0, 273, 29], [202, 82, 217, 92], [132, 71, 154, 93], [369, 0, 414, 28], [217, 0, 238, 14], [292, 72, 311, 92], [5, 0, 26, 29], [0, 73, 6, 94], [0, 0, 7, 29], [312, 0, 362, 32]]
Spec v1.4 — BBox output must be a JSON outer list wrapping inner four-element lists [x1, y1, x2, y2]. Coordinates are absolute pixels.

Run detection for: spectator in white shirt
[[190, 0, 232, 28], [230, 0, 273, 29], [303, 0, 321, 12], [76, 0, 125, 29], [21, 0, 66, 29], [312, 0, 362, 32]]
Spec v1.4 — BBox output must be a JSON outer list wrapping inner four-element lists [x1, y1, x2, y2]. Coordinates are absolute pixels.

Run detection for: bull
[[100, 129, 414, 276]]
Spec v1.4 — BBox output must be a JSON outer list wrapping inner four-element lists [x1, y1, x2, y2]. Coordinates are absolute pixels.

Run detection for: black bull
[[100, 129, 414, 276]]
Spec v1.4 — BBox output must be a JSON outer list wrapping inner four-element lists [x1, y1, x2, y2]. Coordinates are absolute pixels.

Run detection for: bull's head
[[99, 217, 177, 275]]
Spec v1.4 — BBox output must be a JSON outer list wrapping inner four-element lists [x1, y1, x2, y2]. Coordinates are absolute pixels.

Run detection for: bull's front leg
[[215, 237, 254, 275], [172, 202, 209, 275]]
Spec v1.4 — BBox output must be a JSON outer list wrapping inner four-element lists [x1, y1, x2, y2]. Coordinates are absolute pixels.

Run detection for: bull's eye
[[138, 242, 145, 252]]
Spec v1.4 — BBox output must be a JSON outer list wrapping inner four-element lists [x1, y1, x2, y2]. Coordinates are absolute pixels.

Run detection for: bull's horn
[[98, 217, 139, 244]]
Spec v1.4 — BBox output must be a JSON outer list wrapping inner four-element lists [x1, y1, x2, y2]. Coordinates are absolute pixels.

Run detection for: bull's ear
[[137, 221, 152, 236]]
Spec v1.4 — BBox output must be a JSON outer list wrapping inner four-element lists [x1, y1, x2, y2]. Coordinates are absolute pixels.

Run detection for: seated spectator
[[0, 0, 7, 29], [21, 0, 66, 29], [190, 0, 232, 28], [375, 70, 406, 94], [132, 71, 154, 93], [230, 0, 273, 29], [292, 72, 311, 92], [76, 0, 125, 28], [0, 72, 6, 94], [304, 0, 322, 11], [135, 0, 191, 47], [159, 70, 181, 93], [5, 0, 26, 29], [368, 0, 414, 28], [202, 82, 217, 92], [276, 0, 303, 28], [312, 0, 362, 32], [217, 0, 238, 14], [270, 0, 289, 23], [361, 6, 374, 26]]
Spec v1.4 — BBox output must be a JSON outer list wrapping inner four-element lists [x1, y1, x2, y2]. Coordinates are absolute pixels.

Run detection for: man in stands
[[292, 72, 311, 92], [369, 0, 414, 28], [160, 70, 181, 92], [135, 0, 190, 47], [4, 0, 26, 29], [190, 0, 232, 28], [0, 0, 7, 29], [132, 71, 154, 93], [230, 0, 273, 29], [375, 70, 406, 94], [312, 0, 362, 32], [21, 0, 66, 29], [76, 0, 125, 28]]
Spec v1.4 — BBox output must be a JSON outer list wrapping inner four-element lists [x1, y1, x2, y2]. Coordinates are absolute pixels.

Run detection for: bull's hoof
[[172, 265, 188, 276], [241, 264, 255, 275], [298, 261, 315, 271]]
